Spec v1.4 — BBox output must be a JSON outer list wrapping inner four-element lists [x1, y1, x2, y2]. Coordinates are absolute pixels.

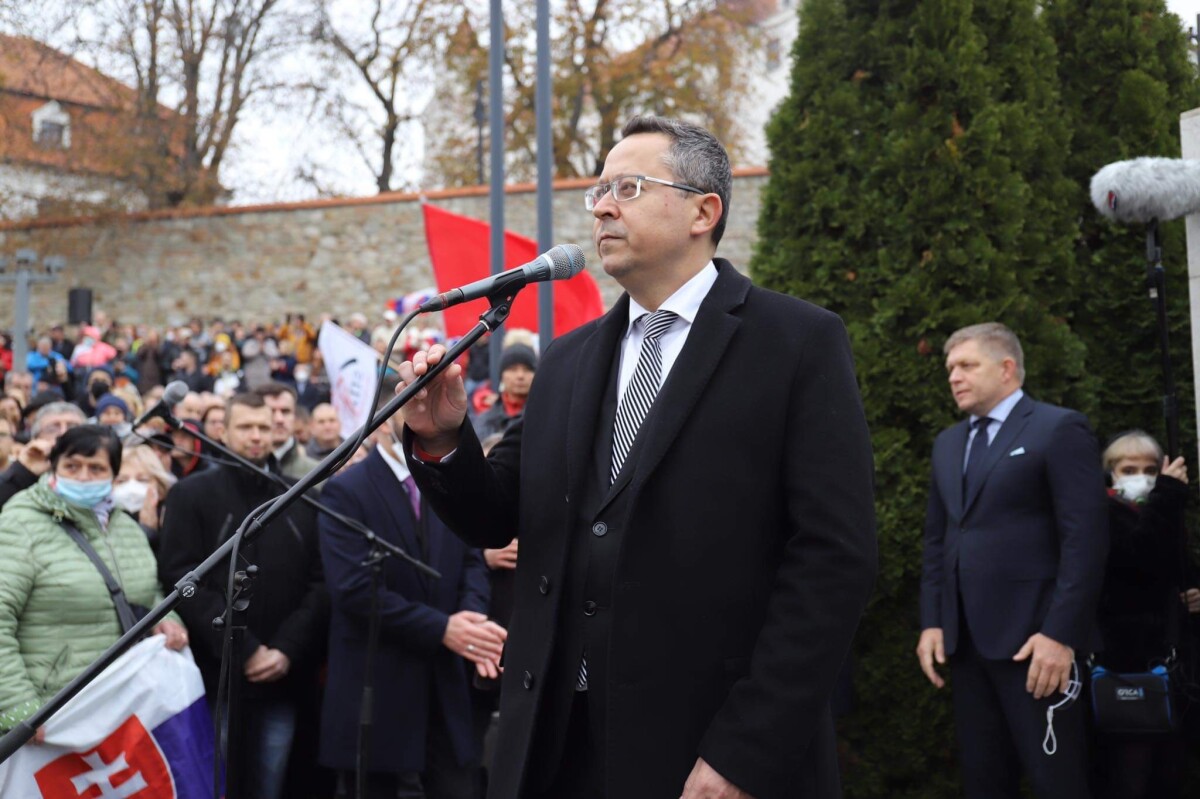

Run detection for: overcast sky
[[10, 1, 1200, 206], [224, 1, 1200, 205]]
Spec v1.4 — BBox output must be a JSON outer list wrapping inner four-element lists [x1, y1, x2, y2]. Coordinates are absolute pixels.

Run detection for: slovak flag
[[0, 637, 214, 798]]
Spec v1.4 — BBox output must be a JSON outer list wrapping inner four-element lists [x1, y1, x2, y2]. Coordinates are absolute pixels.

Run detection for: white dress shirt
[[616, 261, 718, 404], [963, 388, 1025, 471], [377, 440, 414, 484]]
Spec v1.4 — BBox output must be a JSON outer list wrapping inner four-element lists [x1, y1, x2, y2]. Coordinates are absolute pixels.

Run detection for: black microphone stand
[[164, 419, 438, 799], [0, 294, 514, 777], [1145, 219, 1180, 459]]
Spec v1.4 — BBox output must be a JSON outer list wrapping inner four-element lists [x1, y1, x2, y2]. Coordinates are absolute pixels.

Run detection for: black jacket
[[0, 461, 38, 511], [158, 462, 329, 699], [407, 262, 877, 799], [1097, 476, 1188, 671]]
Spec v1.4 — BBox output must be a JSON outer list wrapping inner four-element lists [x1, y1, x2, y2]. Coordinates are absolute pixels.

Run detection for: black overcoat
[[407, 261, 878, 799]]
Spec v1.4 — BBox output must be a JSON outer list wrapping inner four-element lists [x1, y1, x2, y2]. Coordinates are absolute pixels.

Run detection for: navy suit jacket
[[920, 394, 1109, 659], [316, 448, 490, 773]]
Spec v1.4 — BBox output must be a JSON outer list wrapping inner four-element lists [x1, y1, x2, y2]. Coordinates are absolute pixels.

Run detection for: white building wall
[[0, 163, 148, 221], [738, 0, 799, 166]]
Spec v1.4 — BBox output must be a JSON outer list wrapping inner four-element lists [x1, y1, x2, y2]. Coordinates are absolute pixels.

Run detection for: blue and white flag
[[0, 636, 214, 798]]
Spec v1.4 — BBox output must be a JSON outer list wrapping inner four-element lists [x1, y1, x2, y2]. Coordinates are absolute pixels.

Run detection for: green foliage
[[1044, 0, 1200, 446], [751, 0, 1198, 793]]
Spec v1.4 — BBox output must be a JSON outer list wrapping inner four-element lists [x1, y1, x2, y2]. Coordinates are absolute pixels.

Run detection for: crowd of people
[[0, 310, 539, 799]]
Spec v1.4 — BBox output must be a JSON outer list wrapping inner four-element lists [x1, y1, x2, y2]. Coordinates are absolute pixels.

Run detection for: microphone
[[133, 379, 189, 429], [1090, 157, 1200, 224], [419, 244, 587, 312]]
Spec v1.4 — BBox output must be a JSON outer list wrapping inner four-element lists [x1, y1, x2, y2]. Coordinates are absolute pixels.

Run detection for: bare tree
[[424, 0, 761, 187], [81, 0, 301, 207], [312, 0, 461, 193]]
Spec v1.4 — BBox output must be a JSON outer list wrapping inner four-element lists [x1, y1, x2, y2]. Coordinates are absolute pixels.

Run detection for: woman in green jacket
[[0, 424, 188, 736]]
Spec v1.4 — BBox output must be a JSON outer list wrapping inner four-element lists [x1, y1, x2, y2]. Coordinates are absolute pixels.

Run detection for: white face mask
[[112, 480, 150, 514], [1113, 473, 1155, 503]]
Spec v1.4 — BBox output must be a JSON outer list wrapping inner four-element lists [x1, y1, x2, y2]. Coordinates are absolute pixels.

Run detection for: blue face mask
[[55, 476, 113, 508]]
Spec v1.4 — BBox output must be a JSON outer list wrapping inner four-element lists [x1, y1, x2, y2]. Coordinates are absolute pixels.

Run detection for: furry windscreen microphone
[[1090, 157, 1200, 224]]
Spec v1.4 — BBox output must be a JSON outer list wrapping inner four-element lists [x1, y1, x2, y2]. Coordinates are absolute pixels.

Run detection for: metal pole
[[488, 0, 505, 389], [474, 79, 486, 186], [13, 270, 30, 374], [1, 251, 59, 373], [536, 0, 554, 347]]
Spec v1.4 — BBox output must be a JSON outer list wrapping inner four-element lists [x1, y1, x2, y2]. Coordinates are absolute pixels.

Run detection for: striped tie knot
[[640, 309, 678, 341]]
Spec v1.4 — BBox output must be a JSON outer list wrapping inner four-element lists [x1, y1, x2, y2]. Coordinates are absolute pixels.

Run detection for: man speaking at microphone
[[398, 116, 877, 799]]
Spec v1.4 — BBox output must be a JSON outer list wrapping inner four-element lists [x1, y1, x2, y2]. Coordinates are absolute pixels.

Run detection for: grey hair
[[31, 401, 86, 437], [620, 115, 732, 246], [943, 322, 1026, 382]]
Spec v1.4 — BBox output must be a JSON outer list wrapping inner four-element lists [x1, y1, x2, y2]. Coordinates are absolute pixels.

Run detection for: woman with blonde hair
[[112, 444, 178, 551], [1093, 430, 1191, 798]]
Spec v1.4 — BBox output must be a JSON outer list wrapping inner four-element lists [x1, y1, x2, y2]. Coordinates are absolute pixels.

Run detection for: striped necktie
[[609, 309, 679, 484], [578, 308, 678, 692]]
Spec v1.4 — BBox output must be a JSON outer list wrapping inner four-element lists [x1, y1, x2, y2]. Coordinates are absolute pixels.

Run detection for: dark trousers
[[1094, 734, 1184, 799], [526, 690, 602, 799], [335, 709, 476, 799], [951, 623, 1090, 799]]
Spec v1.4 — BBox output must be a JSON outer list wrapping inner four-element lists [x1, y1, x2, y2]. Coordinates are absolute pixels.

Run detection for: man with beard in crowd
[[159, 392, 329, 799]]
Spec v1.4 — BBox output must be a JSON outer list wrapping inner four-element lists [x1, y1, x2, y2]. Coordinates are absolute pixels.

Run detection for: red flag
[[422, 203, 605, 340]]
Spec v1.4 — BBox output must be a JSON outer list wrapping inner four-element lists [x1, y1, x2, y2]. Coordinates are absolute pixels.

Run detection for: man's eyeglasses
[[584, 175, 705, 211]]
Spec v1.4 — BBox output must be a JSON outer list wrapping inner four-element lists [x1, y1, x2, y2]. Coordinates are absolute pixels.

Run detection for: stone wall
[[0, 169, 768, 331]]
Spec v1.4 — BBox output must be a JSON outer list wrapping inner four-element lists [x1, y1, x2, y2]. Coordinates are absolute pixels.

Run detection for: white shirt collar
[[377, 442, 412, 483], [625, 261, 718, 335], [273, 437, 295, 462], [972, 388, 1024, 426]]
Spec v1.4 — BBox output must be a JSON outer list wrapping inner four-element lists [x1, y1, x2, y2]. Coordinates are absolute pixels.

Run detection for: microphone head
[[544, 244, 587, 279], [162, 380, 190, 406], [1091, 157, 1200, 224]]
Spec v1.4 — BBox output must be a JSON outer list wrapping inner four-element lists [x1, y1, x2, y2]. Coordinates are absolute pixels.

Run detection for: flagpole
[[536, 0, 554, 345], [488, 0, 506, 389]]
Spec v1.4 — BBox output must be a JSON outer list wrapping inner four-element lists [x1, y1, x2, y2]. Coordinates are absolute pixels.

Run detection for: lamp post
[[0, 250, 63, 374]]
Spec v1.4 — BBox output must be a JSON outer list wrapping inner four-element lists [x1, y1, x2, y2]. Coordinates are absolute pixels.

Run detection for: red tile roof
[[0, 35, 134, 109]]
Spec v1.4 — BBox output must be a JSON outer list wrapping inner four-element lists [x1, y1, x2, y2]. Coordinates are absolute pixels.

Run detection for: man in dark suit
[[916, 322, 1108, 798], [396, 116, 878, 799], [316, 383, 502, 799], [159, 392, 329, 799]]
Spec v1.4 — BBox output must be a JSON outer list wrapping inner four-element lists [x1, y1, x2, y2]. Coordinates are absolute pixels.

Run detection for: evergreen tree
[[754, 0, 1086, 794], [1045, 0, 1200, 447]]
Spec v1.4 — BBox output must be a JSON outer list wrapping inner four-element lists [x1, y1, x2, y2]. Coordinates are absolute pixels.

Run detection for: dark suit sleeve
[[697, 312, 878, 796], [457, 546, 491, 616], [402, 418, 522, 551], [158, 482, 263, 664], [317, 477, 449, 656], [268, 510, 330, 664], [1039, 411, 1108, 652], [920, 465, 948, 629]]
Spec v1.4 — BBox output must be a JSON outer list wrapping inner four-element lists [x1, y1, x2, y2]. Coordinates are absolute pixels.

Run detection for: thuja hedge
[[752, 0, 1199, 795]]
